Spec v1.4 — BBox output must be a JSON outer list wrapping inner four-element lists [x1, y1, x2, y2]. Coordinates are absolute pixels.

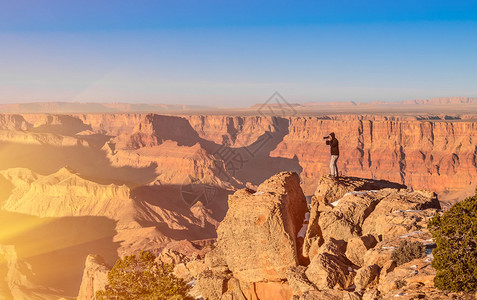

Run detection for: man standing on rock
[[325, 132, 339, 177]]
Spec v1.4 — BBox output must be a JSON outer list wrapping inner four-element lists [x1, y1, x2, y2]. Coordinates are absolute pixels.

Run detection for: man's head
[[330, 132, 335, 139]]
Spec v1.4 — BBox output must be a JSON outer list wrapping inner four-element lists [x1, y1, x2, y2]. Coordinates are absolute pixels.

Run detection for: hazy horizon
[[1, 1, 477, 106]]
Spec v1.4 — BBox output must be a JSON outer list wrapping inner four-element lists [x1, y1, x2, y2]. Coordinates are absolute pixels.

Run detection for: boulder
[[345, 235, 377, 267], [305, 252, 356, 290], [216, 172, 307, 282], [362, 242, 394, 269], [286, 266, 316, 296], [361, 190, 440, 240], [317, 237, 348, 257], [187, 259, 208, 278], [378, 258, 436, 296], [204, 246, 229, 274], [379, 259, 397, 282], [362, 289, 380, 300], [299, 290, 362, 300], [77, 255, 110, 300], [196, 270, 230, 300], [173, 263, 192, 282], [308, 237, 348, 261], [354, 264, 380, 291], [303, 176, 406, 258], [223, 277, 247, 300]]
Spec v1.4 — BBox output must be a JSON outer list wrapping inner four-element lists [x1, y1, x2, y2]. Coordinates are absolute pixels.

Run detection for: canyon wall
[[272, 116, 477, 201], [1, 113, 476, 202]]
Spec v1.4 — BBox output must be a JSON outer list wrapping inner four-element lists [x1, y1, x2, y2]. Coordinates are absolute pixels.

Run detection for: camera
[[323, 136, 330, 140]]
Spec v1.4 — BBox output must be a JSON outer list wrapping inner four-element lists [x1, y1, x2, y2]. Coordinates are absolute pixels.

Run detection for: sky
[[1, 0, 477, 107]]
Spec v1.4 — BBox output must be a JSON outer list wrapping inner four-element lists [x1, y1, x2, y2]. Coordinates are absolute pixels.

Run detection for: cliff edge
[[186, 173, 467, 300]]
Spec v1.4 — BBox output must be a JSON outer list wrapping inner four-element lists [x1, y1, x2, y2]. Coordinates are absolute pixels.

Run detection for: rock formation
[[216, 172, 307, 282], [0, 244, 63, 299], [270, 115, 477, 201], [190, 173, 469, 300], [1, 110, 476, 299], [1, 112, 476, 203], [0, 166, 222, 298], [77, 255, 110, 300]]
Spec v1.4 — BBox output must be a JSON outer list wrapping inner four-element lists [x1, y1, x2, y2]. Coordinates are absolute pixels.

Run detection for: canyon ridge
[[0, 102, 476, 299]]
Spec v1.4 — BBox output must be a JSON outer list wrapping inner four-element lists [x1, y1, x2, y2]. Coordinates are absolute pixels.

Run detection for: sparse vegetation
[[391, 240, 425, 266], [428, 188, 477, 292], [96, 251, 192, 300]]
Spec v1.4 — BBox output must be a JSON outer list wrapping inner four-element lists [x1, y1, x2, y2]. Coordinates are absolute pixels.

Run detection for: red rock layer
[[271, 116, 477, 198]]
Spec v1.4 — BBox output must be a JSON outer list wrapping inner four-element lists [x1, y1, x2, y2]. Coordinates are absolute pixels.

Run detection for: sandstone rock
[[361, 189, 440, 240], [362, 242, 394, 269], [378, 258, 435, 296], [299, 290, 362, 300], [216, 172, 307, 282], [223, 277, 246, 300], [302, 211, 323, 260], [354, 264, 380, 291], [269, 114, 477, 201], [307, 237, 348, 262], [362, 289, 380, 300], [204, 246, 229, 274], [159, 248, 188, 265], [242, 281, 293, 300], [77, 254, 110, 300], [345, 235, 377, 267], [158, 239, 204, 265], [305, 252, 355, 290], [317, 237, 348, 257], [318, 190, 386, 241], [311, 176, 405, 205], [187, 259, 208, 278], [303, 176, 392, 258], [286, 266, 316, 296], [173, 263, 193, 282], [379, 259, 397, 281], [197, 270, 230, 300]]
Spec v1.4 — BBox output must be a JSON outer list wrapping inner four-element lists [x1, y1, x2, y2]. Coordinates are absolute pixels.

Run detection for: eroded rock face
[[345, 235, 377, 267], [354, 264, 380, 291], [295, 176, 451, 299], [303, 176, 405, 259], [305, 252, 356, 290], [196, 270, 229, 300], [270, 115, 477, 199], [299, 289, 362, 300], [216, 171, 307, 283], [77, 255, 110, 300], [285, 266, 316, 296], [304, 177, 440, 258]]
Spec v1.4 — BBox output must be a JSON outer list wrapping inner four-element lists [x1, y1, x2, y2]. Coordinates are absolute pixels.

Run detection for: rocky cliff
[[91, 113, 477, 203], [1, 111, 476, 298], [271, 116, 477, 202], [77, 255, 110, 300], [187, 172, 470, 300], [1, 113, 475, 203]]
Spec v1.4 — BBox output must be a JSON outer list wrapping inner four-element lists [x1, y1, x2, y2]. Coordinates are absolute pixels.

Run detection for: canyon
[[0, 107, 476, 298]]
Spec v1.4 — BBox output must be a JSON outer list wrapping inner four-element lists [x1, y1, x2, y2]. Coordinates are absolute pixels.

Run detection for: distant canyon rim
[[0, 97, 476, 298]]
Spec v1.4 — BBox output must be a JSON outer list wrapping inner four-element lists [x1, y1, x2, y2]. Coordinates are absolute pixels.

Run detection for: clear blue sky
[[1, 0, 477, 107]]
